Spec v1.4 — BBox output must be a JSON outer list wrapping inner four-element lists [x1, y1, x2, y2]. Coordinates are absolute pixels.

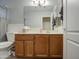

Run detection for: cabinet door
[[24, 41, 33, 57], [50, 34, 63, 58], [35, 35, 49, 57], [15, 41, 24, 56]]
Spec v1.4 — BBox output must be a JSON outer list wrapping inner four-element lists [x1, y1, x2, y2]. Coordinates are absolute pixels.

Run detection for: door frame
[[63, 0, 67, 59], [42, 17, 51, 30]]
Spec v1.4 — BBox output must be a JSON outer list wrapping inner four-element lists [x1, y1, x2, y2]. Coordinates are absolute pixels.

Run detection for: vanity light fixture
[[32, 0, 47, 7]]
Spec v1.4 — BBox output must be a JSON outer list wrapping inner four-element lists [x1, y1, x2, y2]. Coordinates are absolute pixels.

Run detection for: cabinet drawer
[[15, 34, 34, 41], [35, 34, 49, 39], [50, 34, 63, 38]]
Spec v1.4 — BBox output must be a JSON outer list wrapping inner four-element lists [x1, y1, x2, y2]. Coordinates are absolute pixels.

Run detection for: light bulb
[[32, 0, 47, 7]]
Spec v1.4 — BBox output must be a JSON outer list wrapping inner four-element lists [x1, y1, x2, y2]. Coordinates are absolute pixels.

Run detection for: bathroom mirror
[[23, 0, 63, 30]]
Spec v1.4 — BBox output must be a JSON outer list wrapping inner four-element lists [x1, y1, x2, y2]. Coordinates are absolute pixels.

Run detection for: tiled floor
[[6, 56, 62, 59]]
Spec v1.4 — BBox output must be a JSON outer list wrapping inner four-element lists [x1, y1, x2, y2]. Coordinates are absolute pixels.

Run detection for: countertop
[[14, 30, 63, 34]]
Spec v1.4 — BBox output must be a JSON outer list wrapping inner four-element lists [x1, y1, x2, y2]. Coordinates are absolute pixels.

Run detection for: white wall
[[0, 0, 25, 24], [0, 0, 59, 24], [2, 0, 59, 24], [7, 24, 24, 32], [8, 7, 24, 24], [25, 11, 51, 28]]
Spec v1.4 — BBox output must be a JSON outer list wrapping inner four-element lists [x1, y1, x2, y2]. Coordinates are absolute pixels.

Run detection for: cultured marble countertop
[[13, 30, 63, 34]]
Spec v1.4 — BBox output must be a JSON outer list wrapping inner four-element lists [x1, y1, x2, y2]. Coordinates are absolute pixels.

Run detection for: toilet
[[0, 32, 14, 59]]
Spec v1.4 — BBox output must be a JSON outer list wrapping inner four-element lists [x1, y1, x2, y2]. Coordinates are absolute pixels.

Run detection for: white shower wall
[[0, 6, 7, 41]]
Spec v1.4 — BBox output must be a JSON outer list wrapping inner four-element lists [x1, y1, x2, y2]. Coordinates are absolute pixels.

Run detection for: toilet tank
[[6, 32, 15, 42]]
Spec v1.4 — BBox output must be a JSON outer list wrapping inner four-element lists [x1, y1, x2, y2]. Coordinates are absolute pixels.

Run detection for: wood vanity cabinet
[[35, 34, 49, 57], [15, 41, 24, 56], [15, 34, 34, 57], [50, 34, 63, 58], [24, 41, 34, 57], [15, 34, 63, 58]]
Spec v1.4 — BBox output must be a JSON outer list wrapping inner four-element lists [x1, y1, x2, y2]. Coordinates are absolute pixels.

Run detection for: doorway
[[42, 17, 51, 30]]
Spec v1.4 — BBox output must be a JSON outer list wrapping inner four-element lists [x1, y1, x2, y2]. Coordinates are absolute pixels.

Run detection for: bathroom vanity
[[15, 33, 63, 58], [14, 4, 64, 58]]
